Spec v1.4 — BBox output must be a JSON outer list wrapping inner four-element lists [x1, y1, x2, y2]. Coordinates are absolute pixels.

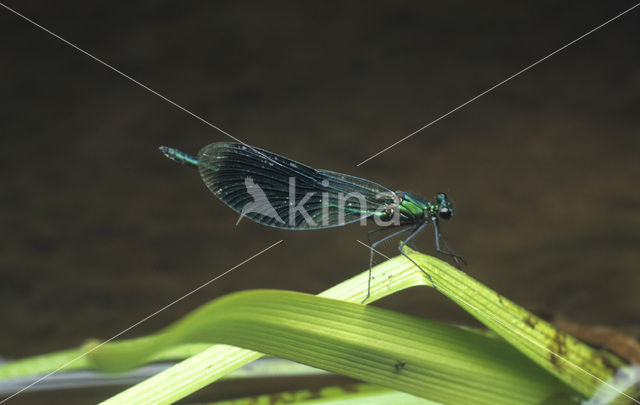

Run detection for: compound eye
[[439, 207, 452, 220]]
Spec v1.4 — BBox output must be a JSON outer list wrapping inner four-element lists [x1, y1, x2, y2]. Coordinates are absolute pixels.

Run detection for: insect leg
[[367, 225, 403, 246], [367, 225, 404, 268], [398, 222, 438, 289], [362, 226, 414, 303], [432, 219, 466, 267]]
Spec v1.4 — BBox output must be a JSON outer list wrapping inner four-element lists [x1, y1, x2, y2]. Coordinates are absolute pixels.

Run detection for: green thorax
[[397, 191, 434, 224]]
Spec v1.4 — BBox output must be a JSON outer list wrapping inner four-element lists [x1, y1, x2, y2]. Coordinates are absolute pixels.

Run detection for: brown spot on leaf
[[394, 360, 406, 372], [524, 314, 538, 329]]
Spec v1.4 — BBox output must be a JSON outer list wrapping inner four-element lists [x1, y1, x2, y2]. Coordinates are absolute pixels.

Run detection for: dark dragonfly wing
[[196, 142, 396, 229]]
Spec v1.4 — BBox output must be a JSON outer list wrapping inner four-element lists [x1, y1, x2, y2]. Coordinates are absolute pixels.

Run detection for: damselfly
[[160, 142, 462, 301]]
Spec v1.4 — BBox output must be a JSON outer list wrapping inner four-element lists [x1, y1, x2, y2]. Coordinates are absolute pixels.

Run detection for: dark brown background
[[1, 1, 639, 403]]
